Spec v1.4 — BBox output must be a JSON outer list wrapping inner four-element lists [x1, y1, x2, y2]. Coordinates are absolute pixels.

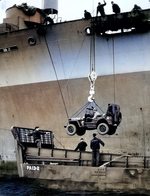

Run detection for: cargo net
[[70, 101, 104, 119]]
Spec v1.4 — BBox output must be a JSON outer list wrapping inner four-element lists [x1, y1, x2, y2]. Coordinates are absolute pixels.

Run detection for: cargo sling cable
[[44, 35, 92, 135], [88, 32, 97, 102], [44, 35, 69, 148], [57, 34, 87, 100], [88, 27, 116, 104], [44, 34, 87, 118], [88, 33, 104, 115], [44, 35, 69, 119], [112, 35, 116, 104]]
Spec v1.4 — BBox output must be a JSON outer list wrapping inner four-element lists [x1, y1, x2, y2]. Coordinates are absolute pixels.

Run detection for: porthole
[[28, 37, 36, 46], [84, 26, 94, 35]]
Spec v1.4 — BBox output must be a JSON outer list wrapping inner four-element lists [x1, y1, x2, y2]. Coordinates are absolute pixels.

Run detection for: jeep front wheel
[[66, 124, 76, 136], [97, 123, 109, 135]]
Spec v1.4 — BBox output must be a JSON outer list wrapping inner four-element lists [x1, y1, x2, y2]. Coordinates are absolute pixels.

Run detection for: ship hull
[[22, 164, 150, 193]]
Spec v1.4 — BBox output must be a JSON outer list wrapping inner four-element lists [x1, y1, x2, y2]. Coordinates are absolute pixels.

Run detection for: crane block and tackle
[[88, 69, 97, 102]]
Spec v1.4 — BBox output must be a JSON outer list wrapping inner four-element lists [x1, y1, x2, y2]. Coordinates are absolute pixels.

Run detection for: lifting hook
[[88, 70, 97, 102]]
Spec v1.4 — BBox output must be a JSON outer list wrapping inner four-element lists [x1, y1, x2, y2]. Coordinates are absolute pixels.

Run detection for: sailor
[[131, 4, 142, 12], [75, 138, 87, 151], [84, 10, 91, 20], [111, 1, 121, 14], [43, 16, 54, 25], [96, 1, 107, 17], [27, 126, 47, 156], [90, 133, 105, 167], [131, 4, 142, 16], [85, 107, 94, 119], [92, 108, 101, 119]]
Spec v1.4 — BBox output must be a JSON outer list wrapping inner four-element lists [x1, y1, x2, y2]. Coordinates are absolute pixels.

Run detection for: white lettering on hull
[[26, 165, 40, 171]]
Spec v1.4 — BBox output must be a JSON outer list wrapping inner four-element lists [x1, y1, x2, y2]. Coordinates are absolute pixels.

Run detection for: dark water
[[0, 176, 149, 196]]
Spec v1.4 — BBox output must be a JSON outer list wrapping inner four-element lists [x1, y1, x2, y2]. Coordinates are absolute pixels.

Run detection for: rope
[[99, 154, 131, 168], [90, 33, 95, 72], [57, 35, 87, 120], [94, 101, 104, 113], [70, 102, 90, 118], [70, 100, 104, 118], [65, 35, 87, 87], [44, 36, 69, 119], [56, 35, 87, 105], [58, 42, 66, 80], [112, 36, 116, 103], [54, 136, 65, 149]]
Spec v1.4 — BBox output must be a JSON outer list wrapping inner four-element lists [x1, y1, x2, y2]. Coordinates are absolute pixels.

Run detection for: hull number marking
[[27, 165, 40, 171]]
